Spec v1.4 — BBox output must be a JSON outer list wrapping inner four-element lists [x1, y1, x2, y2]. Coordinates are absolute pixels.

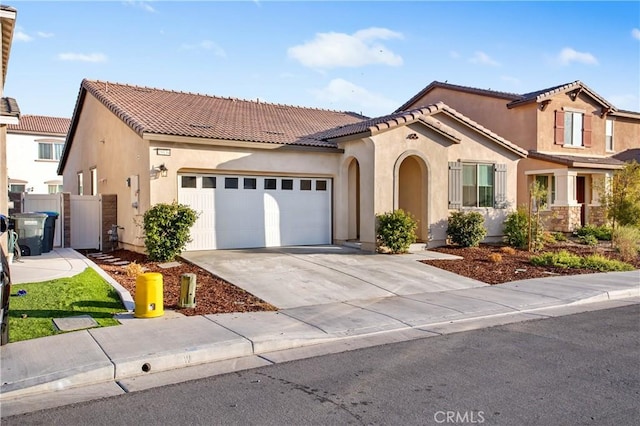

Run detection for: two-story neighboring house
[[396, 81, 640, 232], [7, 115, 71, 194]]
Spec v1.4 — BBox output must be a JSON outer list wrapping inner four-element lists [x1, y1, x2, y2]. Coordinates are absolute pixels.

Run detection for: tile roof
[[8, 114, 70, 135], [528, 150, 624, 169], [79, 79, 367, 148], [0, 97, 19, 118], [613, 149, 640, 163], [507, 80, 614, 110], [396, 80, 622, 113], [395, 81, 521, 112], [323, 102, 527, 157]]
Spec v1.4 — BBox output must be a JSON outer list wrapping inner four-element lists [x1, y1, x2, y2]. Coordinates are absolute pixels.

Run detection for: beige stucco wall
[[62, 94, 151, 250], [341, 115, 522, 248], [611, 115, 640, 153], [405, 88, 537, 150]]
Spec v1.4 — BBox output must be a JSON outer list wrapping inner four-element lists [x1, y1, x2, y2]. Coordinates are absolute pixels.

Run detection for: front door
[[576, 176, 586, 226]]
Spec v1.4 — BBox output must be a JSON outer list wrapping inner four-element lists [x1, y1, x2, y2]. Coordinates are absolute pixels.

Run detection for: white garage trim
[[178, 174, 332, 250]]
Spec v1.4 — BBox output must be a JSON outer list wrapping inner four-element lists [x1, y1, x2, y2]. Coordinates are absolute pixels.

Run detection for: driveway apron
[[181, 246, 486, 309]]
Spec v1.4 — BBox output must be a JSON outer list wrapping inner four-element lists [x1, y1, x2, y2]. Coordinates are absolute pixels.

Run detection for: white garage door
[[178, 174, 332, 250]]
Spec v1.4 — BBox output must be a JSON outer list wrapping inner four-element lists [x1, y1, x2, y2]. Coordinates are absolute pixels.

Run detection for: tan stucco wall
[[342, 115, 522, 248], [405, 88, 537, 150], [62, 94, 151, 250], [611, 115, 640, 153], [516, 158, 564, 208]]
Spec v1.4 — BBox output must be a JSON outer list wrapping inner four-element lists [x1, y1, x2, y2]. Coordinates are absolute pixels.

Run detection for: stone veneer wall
[[587, 205, 608, 227], [544, 206, 583, 232]]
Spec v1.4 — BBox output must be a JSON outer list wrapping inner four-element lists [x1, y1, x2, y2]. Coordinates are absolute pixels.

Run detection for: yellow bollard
[[134, 272, 164, 318]]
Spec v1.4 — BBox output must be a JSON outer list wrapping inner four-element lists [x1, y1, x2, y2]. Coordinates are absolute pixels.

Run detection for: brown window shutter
[[554, 110, 564, 145], [582, 114, 592, 147]]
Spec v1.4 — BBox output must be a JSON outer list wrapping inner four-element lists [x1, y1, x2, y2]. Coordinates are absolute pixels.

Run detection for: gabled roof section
[[1, 5, 17, 86], [79, 79, 366, 147], [324, 102, 527, 158], [0, 97, 19, 119], [507, 80, 615, 110], [8, 114, 70, 136], [613, 149, 640, 163], [396, 80, 624, 114], [395, 81, 521, 112], [60, 79, 367, 174], [528, 150, 624, 169]]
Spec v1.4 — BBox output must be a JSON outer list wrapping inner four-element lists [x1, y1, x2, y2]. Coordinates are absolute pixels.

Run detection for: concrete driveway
[[181, 245, 486, 309]]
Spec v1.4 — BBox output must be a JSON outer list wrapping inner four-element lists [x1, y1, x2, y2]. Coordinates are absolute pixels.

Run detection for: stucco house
[[58, 79, 526, 253], [396, 81, 640, 232], [7, 115, 70, 195], [1, 5, 19, 253]]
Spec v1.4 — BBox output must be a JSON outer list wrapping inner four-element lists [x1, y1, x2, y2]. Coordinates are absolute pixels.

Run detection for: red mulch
[[422, 240, 640, 285], [84, 239, 638, 315], [83, 249, 277, 316]]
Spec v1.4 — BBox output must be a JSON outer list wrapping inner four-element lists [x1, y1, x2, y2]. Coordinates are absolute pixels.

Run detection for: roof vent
[[189, 124, 212, 129]]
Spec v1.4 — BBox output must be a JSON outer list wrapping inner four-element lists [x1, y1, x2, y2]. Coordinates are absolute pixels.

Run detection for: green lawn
[[8, 268, 127, 343]]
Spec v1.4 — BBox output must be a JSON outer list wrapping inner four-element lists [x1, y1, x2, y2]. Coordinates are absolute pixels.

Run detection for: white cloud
[[58, 52, 108, 63], [288, 27, 404, 69], [180, 40, 226, 57], [37, 31, 54, 38], [557, 47, 598, 66], [469, 51, 500, 66], [123, 1, 156, 13], [311, 78, 398, 115], [14, 31, 33, 42], [632, 28, 640, 40]]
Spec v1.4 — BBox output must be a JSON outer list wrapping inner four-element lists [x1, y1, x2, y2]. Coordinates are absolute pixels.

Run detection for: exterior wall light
[[158, 164, 168, 177]]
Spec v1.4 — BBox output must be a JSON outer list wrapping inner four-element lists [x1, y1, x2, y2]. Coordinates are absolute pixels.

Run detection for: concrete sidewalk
[[1, 248, 638, 417]]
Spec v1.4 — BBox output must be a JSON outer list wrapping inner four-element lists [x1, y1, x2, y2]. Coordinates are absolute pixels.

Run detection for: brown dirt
[[422, 240, 640, 285], [84, 239, 638, 315], [83, 249, 277, 316]]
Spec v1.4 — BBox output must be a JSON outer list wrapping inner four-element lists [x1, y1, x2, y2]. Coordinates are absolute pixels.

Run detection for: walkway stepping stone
[[52, 315, 99, 332], [112, 261, 130, 266], [104, 258, 122, 263], [87, 253, 105, 258], [158, 261, 181, 269]]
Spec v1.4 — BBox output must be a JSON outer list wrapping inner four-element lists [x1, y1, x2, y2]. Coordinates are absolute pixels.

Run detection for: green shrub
[[530, 250, 634, 271], [581, 254, 634, 272], [575, 225, 612, 241], [578, 234, 598, 246], [143, 202, 199, 262], [612, 225, 640, 262], [553, 232, 567, 242], [530, 250, 582, 268], [503, 209, 528, 249], [376, 209, 417, 254], [447, 211, 487, 247]]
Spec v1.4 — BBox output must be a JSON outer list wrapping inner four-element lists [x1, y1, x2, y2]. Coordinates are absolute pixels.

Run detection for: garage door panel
[[179, 175, 331, 250]]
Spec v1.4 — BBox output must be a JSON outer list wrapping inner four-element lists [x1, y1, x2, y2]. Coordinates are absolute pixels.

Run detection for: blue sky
[[5, 1, 640, 119]]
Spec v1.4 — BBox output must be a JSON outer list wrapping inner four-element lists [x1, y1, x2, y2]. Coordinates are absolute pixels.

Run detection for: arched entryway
[[397, 154, 429, 241], [347, 158, 360, 240]]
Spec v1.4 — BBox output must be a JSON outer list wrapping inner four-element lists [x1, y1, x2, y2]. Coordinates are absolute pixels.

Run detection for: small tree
[[527, 179, 547, 252], [599, 161, 640, 229], [376, 209, 417, 254], [143, 202, 198, 262], [447, 211, 487, 247]]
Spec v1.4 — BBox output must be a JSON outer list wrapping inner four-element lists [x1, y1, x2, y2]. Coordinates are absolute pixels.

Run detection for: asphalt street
[[3, 304, 638, 425]]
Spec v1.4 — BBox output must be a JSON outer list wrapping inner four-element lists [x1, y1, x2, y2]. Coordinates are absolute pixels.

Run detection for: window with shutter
[[450, 162, 506, 209], [582, 115, 592, 147], [494, 164, 507, 208], [448, 161, 462, 209], [554, 111, 565, 145]]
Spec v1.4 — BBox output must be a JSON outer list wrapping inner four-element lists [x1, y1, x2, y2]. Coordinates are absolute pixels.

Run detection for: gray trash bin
[[37, 211, 59, 253], [11, 213, 48, 256]]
